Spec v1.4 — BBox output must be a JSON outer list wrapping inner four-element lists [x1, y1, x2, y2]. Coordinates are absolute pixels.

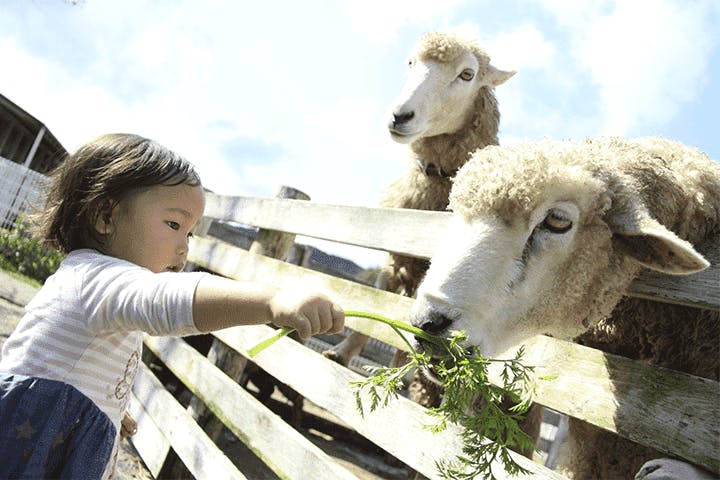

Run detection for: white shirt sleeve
[[78, 254, 208, 336]]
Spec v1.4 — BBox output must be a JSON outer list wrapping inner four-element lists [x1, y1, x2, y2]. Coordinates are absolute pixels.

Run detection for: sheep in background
[[323, 32, 514, 394], [410, 136, 719, 479]]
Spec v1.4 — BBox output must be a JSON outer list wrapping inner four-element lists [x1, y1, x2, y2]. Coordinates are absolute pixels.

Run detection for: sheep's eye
[[541, 210, 572, 234], [459, 69, 475, 81]]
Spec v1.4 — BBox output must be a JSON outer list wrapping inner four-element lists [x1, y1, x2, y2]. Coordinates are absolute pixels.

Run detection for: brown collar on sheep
[[417, 159, 456, 178]]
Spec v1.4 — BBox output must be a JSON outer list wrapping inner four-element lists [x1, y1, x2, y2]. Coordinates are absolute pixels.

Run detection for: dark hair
[[35, 133, 201, 253]]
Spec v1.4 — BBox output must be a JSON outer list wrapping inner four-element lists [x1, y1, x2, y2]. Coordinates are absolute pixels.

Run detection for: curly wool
[[450, 136, 720, 479], [451, 136, 719, 343]]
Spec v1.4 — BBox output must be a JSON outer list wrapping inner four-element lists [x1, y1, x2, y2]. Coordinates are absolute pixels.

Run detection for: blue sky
[[2, 0, 719, 267]]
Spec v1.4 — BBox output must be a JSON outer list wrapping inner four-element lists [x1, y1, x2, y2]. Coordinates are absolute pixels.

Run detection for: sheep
[[323, 31, 514, 390], [408, 136, 720, 479], [636, 458, 718, 480]]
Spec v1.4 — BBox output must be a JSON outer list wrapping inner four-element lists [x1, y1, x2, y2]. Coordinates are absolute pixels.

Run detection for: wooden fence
[[129, 190, 719, 479]]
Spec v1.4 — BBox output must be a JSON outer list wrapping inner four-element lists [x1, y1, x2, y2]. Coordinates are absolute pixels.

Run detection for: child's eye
[[167, 221, 180, 230]]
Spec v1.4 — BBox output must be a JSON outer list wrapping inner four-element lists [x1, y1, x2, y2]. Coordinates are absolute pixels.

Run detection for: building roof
[[0, 92, 67, 171]]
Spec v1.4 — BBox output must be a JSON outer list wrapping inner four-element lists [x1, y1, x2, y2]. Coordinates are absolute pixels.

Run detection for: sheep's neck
[[411, 87, 501, 177]]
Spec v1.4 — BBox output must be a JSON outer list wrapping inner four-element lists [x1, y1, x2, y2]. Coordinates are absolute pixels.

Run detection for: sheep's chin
[[389, 130, 420, 144]]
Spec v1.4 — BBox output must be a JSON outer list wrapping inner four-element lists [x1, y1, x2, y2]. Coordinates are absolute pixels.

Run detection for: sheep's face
[[410, 140, 712, 362], [387, 37, 513, 145], [410, 199, 593, 359]]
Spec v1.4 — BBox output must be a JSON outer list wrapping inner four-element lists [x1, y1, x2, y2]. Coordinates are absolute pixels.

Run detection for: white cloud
[[0, 37, 127, 150], [0, 37, 49, 110], [482, 24, 557, 71], [237, 97, 405, 206], [536, 0, 720, 136], [472, 23, 589, 140], [534, 0, 611, 29], [581, 0, 717, 134], [339, 0, 468, 41]]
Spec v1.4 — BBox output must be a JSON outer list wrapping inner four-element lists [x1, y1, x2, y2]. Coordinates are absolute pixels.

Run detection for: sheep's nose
[[415, 310, 453, 336], [392, 110, 415, 126]]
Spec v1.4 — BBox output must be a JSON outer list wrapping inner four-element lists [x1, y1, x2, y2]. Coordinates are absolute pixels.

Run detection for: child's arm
[[191, 275, 345, 338]]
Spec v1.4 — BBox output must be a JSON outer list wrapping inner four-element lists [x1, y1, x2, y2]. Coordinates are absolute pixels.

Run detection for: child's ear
[[93, 202, 115, 235]]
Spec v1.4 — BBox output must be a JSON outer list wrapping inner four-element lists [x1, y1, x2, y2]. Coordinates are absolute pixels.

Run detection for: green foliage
[[248, 310, 537, 479], [0, 221, 63, 282], [351, 329, 536, 480]]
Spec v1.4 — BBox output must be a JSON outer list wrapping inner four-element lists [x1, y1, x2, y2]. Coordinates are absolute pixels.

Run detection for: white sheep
[[323, 31, 514, 386], [409, 137, 720, 479]]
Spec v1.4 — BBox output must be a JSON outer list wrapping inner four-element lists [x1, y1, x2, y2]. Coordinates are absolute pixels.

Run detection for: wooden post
[[249, 187, 309, 258], [23, 126, 45, 168], [189, 185, 310, 439]]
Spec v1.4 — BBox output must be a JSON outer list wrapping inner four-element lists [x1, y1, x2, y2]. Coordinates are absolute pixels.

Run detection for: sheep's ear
[[481, 65, 516, 87], [609, 209, 709, 274]]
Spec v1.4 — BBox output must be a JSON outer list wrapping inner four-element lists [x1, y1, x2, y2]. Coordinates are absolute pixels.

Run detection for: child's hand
[[269, 289, 345, 338]]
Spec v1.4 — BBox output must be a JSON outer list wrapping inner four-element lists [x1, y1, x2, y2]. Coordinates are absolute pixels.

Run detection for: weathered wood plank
[[127, 392, 170, 477], [142, 335, 359, 480], [132, 364, 247, 480], [188, 237, 720, 471], [212, 324, 565, 480], [512, 336, 720, 473], [201, 194, 720, 310], [628, 241, 719, 310], [203, 191, 448, 259], [190, 186, 311, 444]]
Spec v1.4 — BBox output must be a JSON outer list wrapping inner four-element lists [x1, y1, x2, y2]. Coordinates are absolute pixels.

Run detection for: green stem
[[247, 310, 446, 357], [344, 310, 447, 348], [247, 326, 294, 357]]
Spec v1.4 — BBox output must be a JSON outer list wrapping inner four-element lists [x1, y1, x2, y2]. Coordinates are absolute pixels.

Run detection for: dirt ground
[[0, 270, 408, 479]]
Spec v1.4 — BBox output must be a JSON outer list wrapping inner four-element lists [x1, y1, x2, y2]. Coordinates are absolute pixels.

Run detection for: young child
[[0, 133, 345, 479]]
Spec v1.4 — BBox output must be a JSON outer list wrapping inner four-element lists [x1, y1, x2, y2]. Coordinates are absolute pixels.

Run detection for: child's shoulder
[[67, 250, 158, 294], [65, 248, 113, 264], [56, 250, 143, 290], [65, 249, 136, 271]]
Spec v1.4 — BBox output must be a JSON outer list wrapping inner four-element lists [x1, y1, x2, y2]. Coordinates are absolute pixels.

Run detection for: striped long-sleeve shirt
[[0, 249, 207, 433]]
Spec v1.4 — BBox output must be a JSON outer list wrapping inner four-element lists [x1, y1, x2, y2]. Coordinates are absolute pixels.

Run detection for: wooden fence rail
[[203, 192, 720, 311], [130, 192, 720, 479]]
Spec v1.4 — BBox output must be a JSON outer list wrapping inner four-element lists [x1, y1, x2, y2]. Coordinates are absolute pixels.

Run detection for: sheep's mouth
[[166, 264, 183, 272], [389, 129, 419, 143], [411, 338, 452, 386], [420, 360, 444, 386], [389, 127, 411, 136], [413, 338, 481, 387]]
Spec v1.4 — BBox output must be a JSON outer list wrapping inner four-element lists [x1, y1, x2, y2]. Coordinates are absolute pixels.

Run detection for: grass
[[0, 267, 42, 289], [0, 222, 63, 284]]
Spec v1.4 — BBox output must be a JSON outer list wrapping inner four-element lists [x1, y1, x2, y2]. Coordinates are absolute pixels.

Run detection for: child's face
[[101, 183, 205, 273]]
